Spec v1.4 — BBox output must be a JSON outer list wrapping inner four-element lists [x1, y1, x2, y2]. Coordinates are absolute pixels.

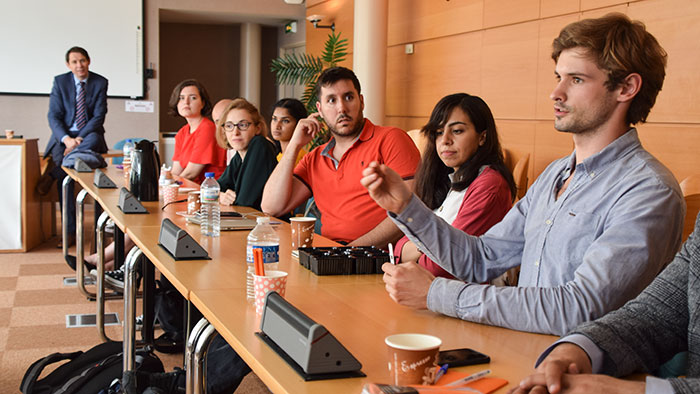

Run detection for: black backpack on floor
[[20, 341, 164, 394]]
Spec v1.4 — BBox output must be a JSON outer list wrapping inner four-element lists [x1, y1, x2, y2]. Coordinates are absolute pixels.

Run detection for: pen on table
[[388, 243, 396, 265], [433, 364, 448, 384], [444, 369, 491, 387]]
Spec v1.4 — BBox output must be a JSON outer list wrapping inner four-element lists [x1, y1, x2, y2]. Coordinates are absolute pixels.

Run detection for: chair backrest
[[406, 129, 428, 156], [680, 175, 700, 242], [503, 148, 530, 201], [112, 138, 148, 164]]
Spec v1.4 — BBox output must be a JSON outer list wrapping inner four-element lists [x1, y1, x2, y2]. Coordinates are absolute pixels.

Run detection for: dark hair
[[167, 79, 212, 117], [314, 67, 361, 102], [415, 93, 516, 209], [65, 46, 90, 62], [552, 13, 667, 125], [271, 98, 308, 122]]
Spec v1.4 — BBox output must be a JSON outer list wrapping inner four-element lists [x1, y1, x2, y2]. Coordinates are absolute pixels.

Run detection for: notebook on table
[[186, 215, 258, 231]]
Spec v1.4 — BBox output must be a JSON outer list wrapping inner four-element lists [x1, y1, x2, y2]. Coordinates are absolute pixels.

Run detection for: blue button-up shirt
[[391, 129, 685, 335]]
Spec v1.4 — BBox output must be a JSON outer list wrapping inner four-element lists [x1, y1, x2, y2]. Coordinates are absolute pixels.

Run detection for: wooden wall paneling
[[534, 121, 574, 178], [580, 4, 627, 18], [387, 0, 483, 46], [385, 116, 429, 132], [580, 0, 630, 11], [480, 21, 540, 120], [386, 31, 483, 118], [539, 0, 580, 19], [629, 0, 700, 123], [483, 0, 540, 28], [306, 0, 354, 58], [636, 123, 700, 183], [494, 120, 537, 184], [535, 14, 580, 120]]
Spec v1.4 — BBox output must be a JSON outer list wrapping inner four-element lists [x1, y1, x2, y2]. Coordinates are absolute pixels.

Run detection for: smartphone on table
[[437, 348, 490, 367]]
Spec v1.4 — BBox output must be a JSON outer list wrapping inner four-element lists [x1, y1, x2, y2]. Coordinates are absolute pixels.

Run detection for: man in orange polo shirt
[[262, 67, 420, 247]]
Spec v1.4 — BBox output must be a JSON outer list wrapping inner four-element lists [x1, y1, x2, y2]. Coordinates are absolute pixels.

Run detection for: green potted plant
[[270, 31, 348, 149]]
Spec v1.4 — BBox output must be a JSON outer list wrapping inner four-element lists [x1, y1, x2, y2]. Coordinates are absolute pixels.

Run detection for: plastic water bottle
[[122, 139, 134, 179], [200, 172, 220, 237], [246, 217, 279, 299]]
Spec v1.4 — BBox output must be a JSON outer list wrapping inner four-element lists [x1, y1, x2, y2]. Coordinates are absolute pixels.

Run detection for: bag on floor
[[19, 341, 164, 394]]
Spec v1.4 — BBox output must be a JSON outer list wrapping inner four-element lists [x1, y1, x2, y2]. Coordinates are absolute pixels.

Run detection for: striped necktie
[[75, 81, 87, 130]]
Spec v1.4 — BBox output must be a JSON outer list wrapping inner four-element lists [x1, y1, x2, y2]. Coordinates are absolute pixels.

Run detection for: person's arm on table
[[261, 115, 320, 216], [177, 162, 205, 181], [219, 190, 236, 206]]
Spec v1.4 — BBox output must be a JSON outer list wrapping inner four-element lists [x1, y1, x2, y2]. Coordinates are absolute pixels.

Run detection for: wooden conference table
[[63, 164, 557, 393]]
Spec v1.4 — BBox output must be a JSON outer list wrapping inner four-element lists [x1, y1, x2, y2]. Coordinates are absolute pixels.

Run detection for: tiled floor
[[0, 234, 267, 393]]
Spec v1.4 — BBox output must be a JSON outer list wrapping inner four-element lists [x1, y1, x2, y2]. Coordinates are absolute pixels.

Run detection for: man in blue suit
[[39, 46, 108, 247]]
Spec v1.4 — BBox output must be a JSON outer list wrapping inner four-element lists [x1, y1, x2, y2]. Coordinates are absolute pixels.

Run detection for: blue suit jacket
[[45, 71, 108, 160]]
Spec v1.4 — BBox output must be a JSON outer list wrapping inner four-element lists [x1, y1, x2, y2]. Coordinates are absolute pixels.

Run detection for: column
[[353, 0, 388, 124], [240, 23, 261, 109]]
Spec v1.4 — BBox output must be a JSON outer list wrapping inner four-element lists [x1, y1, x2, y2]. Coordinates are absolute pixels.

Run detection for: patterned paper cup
[[290, 217, 316, 250], [163, 184, 179, 205], [253, 270, 288, 315], [385, 333, 441, 385]]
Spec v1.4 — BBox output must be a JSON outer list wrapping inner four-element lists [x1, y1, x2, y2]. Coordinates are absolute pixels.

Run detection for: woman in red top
[[169, 79, 227, 183], [395, 93, 516, 278]]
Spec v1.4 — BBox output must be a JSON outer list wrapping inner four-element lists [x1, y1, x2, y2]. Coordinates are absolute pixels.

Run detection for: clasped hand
[[63, 136, 83, 155], [508, 343, 644, 394]]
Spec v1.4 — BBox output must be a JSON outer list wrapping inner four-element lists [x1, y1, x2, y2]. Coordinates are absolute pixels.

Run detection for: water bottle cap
[[205, 172, 215, 178], [256, 216, 270, 224]]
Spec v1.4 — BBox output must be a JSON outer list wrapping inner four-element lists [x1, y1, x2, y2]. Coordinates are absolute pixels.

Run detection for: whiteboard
[[0, 0, 143, 98], [0, 145, 22, 250]]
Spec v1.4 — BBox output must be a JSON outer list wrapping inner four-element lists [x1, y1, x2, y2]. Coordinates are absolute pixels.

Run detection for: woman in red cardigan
[[395, 93, 516, 278]]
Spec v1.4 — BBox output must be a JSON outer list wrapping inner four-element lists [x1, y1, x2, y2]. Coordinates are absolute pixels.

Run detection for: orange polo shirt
[[294, 119, 420, 244]]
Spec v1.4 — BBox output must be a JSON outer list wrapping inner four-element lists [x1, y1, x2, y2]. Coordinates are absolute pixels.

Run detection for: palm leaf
[[270, 53, 324, 86], [301, 79, 318, 114], [320, 31, 348, 67]]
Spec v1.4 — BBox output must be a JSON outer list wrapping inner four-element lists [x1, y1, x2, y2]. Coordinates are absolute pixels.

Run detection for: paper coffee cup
[[290, 217, 316, 250], [5, 129, 14, 139], [187, 191, 201, 215], [385, 333, 441, 385], [253, 270, 288, 315], [163, 184, 179, 205]]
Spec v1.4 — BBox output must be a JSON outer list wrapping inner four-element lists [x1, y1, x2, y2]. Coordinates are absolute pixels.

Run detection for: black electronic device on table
[[256, 291, 364, 381], [437, 348, 490, 367]]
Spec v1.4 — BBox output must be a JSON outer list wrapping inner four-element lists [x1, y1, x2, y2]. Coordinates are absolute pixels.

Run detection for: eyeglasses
[[223, 121, 252, 132]]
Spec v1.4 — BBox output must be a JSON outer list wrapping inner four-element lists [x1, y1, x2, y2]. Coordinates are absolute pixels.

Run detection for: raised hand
[[360, 162, 413, 214], [288, 113, 323, 151]]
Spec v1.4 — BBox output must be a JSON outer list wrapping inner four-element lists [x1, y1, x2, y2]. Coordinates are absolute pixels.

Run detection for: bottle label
[[246, 244, 279, 264], [201, 189, 218, 203]]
